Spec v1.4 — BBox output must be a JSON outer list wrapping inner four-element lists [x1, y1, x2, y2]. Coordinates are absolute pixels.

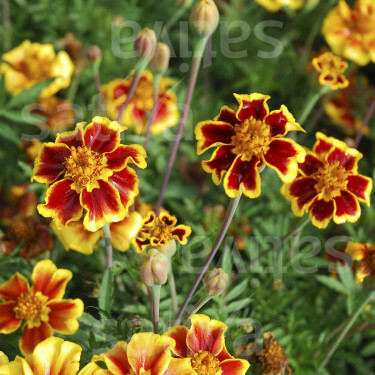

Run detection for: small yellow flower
[[312, 52, 349, 90], [345, 242, 375, 283]]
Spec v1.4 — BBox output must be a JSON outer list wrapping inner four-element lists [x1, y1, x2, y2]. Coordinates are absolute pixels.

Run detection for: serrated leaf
[[98, 268, 114, 315], [316, 275, 348, 295]]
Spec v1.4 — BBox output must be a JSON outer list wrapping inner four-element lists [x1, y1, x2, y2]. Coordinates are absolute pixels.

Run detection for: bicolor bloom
[[79, 332, 195, 375], [0, 337, 83, 375], [31, 116, 147, 232], [255, 0, 306, 12], [312, 52, 349, 90], [165, 314, 250, 375], [196, 93, 306, 198], [345, 242, 375, 283], [322, 0, 375, 66], [51, 211, 142, 254], [133, 211, 192, 254], [101, 70, 179, 134], [0, 40, 74, 98], [282, 132, 372, 229], [0, 260, 84, 355]]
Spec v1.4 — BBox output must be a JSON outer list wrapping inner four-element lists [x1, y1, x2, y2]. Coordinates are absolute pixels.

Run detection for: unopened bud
[[157, 239, 177, 258], [112, 15, 124, 27], [134, 28, 157, 60], [86, 45, 102, 61], [176, 0, 194, 8], [140, 249, 169, 286], [149, 43, 171, 74], [204, 268, 228, 296], [190, 0, 219, 38]]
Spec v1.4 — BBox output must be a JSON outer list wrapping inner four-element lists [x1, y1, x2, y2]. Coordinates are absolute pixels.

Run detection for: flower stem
[[152, 285, 161, 333], [168, 268, 178, 314], [353, 94, 375, 148], [143, 73, 161, 150], [102, 222, 113, 269], [2, 0, 11, 51], [318, 291, 375, 371], [163, 7, 188, 33], [173, 194, 241, 325], [183, 295, 212, 325], [155, 36, 209, 214]]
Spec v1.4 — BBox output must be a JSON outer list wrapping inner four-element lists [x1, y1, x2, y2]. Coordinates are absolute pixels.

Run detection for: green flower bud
[[140, 249, 169, 286], [190, 0, 219, 38], [157, 239, 177, 258], [149, 42, 171, 74], [204, 268, 228, 296], [134, 28, 157, 60]]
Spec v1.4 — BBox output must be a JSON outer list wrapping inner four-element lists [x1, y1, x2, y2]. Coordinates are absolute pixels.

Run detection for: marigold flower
[[0, 40, 74, 98], [31, 116, 146, 232], [51, 211, 142, 254], [282, 132, 372, 229], [0, 260, 84, 355], [196, 93, 306, 198], [322, 0, 375, 66], [0, 337, 83, 375], [101, 70, 179, 135], [133, 211, 192, 255], [312, 52, 349, 90], [255, 0, 306, 12], [80, 332, 195, 375], [345, 242, 375, 283], [166, 314, 250, 375]]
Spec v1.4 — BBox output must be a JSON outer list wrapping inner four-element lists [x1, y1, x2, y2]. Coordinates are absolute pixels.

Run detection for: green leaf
[[337, 263, 355, 293], [225, 297, 251, 313], [224, 278, 248, 302], [0, 122, 20, 145], [98, 268, 114, 316], [316, 275, 348, 295]]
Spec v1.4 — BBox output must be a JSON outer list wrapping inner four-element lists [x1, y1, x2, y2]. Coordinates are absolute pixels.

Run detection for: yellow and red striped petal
[[31, 143, 70, 184], [333, 191, 360, 224], [288, 177, 318, 216], [313, 132, 334, 155], [106, 144, 147, 171], [171, 225, 192, 245], [81, 180, 126, 232], [346, 175, 372, 206], [83, 117, 125, 154], [195, 121, 235, 155], [264, 139, 306, 183], [127, 333, 174, 375], [0, 302, 21, 334], [327, 145, 362, 172], [20, 320, 53, 355], [186, 314, 227, 356], [37, 179, 83, 228], [220, 358, 250, 375], [31, 259, 72, 300], [345, 242, 367, 261], [110, 212, 142, 252], [164, 357, 195, 375], [165, 325, 190, 358], [214, 105, 238, 126], [234, 93, 270, 121], [309, 198, 335, 229], [223, 155, 262, 199], [78, 362, 112, 375], [298, 153, 324, 177], [56, 123, 84, 148], [0, 273, 30, 301], [46, 299, 84, 334], [264, 105, 304, 137], [355, 264, 372, 284]]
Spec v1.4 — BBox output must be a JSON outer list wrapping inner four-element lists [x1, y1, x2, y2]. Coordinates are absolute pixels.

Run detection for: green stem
[[318, 291, 375, 371], [353, 94, 375, 148], [183, 295, 212, 324], [152, 285, 161, 333], [2, 0, 11, 51], [102, 222, 113, 269], [168, 268, 178, 314], [163, 7, 188, 33]]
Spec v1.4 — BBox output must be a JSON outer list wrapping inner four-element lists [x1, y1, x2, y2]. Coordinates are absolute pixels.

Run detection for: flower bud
[[176, 0, 194, 8], [140, 249, 169, 286], [134, 28, 157, 60], [203, 268, 228, 296], [86, 45, 102, 61], [149, 43, 171, 74], [190, 0, 219, 38], [157, 239, 177, 258]]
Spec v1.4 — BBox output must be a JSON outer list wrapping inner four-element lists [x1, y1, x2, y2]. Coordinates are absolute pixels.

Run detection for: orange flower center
[[132, 77, 154, 112], [232, 119, 271, 161], [190, 350, 222, 375], [64, 146, 109, 190], [14, 292, 49, 326], [312, 161, 349, 201], [141, 218, 174, 245], [261, 341, 289, 374], [8, 217, 35, 242], [365, 247, 375, 273]]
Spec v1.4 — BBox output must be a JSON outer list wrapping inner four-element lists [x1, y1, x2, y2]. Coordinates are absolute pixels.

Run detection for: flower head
[[31, 116, 147, 232], [133, 211, 192, 255], [190, 0, 220, 37], [0, 40, 74, 97], [322, 0, 375, 66], [0, 260, 83, 355], [312, 52, 349, 90], [345, 242, 375, 283], [282, 132, 372, 228], [255, 0, 306, 12], [80, 332, 195, 375], [165, 314, 250, 375], [101, 71, 179, 135], [196, 93, 306, 198]]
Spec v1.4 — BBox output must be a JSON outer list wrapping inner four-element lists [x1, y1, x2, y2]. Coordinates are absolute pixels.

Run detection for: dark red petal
[[237, 98, 268, 121], [56, 126, 84, 148], [313, 137, 333, 155], [215, 106, 238, 126], [171, 227, 187, 241], [311, 199, 334, 225], [264, 111, 288, 137], [106, 145, 147, 170], [334, 191, 360, 221], [264, 139, 299, 176], [290, 177, 318, 209], [84, 120, 120, 154], [160, 215, 175, 226], [346, 175, 372, 201], [327, 147, 357, 171], [196, 121, 235, 154], [113, 84, 129, 99], [299, 154, 324, 176]]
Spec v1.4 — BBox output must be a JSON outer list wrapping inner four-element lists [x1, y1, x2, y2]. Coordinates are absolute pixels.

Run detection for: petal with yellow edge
[[298, 153, 323, 176], [106, 144, 147, 171], [333, 190, 360, 224], [20, 320, 52, 355], [313, 133, 334, 155], [355, 265, 372, 284], [171, 225, 192, 245], [0, 273, 30, 301], [31, 259, 72, 300], [309, 199, 335, 229], [78, 362, 111, 375], [264, 105, 304, 137], [327, 145, 362, 172], [164, 357, 196, 375], [288, 177, 318, 216], [214, 105, 238, 125], [56, 123, 84, 148], [94, 341, 132, 375], [0, 302, 21, 334], [345, 242, 367, 261], [220, 358, 250, 375], [165, 325, 191, 357], [110, 212, 142, 252], [346, 175, 372, 206], [234, 93, 270, 121]]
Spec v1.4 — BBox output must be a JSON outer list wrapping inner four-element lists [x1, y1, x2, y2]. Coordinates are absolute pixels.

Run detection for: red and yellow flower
[[79, 332, 195, 375], [255, 0, 306, 12], [196, 93, 306, 198], [282, 132, 372, 229], [345, 242, 375, 283], [52, 211, 142, 254], [0, 40, 74, 98], [0, 260, 84, 355], [0, 337, 83, 375], [322, 0, 375, 66], [165, 314, 250, 375], [133, 211, 192, 255], [31, 116, 147, 232], [101, 70, 179, 134], [312, 52, 349, 90]]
